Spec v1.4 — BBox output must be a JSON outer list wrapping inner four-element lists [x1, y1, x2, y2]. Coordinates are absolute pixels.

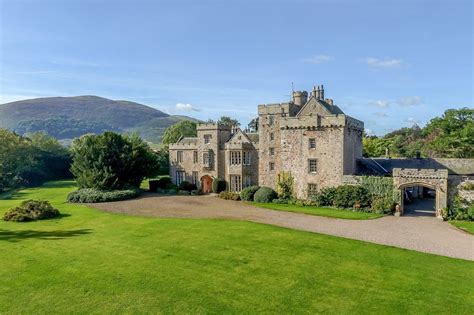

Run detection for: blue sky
[[0, 0, 472, 135]]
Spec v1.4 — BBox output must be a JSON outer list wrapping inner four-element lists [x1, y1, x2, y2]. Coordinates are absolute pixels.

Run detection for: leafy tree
[[217, 116, 240, 128], [0, 129, 72, 190], [423, 108, 474, 158], [362, 109, 472, 158], [247, 117, 259, 132], [70, 132, 160, 190], [161, 120, 197, 150]]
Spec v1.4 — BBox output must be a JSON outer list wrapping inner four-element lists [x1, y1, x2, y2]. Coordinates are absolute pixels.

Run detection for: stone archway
[[201, 175, 213, 194], [393, 168, 448, 218]]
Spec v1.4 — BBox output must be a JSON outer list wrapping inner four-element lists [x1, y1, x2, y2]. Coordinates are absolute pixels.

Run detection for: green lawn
[[251, 202, 383, 219], [0, 181, 473, 313], [450, 220, 474, 235]]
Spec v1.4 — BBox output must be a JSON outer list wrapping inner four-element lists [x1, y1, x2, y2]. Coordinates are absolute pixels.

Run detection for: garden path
[[91, 194, 474, 260]]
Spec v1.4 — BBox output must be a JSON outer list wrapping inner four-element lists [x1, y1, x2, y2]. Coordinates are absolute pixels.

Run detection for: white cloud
[[373, 112, 388, 117], [176, 103, 200, 111], [370, 100, 390, 108], [301, 54, 334, 64], [366, 57, 403, 68], [398, 96, 423, 107]]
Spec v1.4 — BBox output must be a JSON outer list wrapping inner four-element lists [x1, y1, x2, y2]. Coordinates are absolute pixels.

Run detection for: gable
[[226, 129, 253, 144], [296, 96, 344, 117]]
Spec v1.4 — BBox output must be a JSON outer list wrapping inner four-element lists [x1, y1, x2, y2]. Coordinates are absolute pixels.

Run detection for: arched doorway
[[400, 183, 437, 217], [201, 175, 213, 194], [393, 168, 448, 218]]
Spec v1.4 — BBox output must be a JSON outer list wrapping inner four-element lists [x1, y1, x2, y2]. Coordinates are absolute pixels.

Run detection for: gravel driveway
[[91, 194, 474, 261]]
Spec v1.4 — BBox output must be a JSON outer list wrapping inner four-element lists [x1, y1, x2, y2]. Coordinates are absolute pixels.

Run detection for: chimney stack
[[320, 84, 324, 100]]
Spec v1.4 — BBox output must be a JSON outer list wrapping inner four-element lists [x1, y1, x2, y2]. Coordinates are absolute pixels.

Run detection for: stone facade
[[169, 85, 364, 197], [168, 84, 473, 216]]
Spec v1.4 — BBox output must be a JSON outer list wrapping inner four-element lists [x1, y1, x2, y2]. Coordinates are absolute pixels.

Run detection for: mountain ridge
[[0, 95, 197, 143]]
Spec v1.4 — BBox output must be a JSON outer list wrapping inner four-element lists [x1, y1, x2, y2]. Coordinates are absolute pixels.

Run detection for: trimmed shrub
[[149, 177, 172, 192], [191, 189, 202, 196], [180, 182, 197, 192], [333, 185, 371, 209], [212, 178, 226, 193], [311, 187, 337, 206], [240, 185, 260, 201], [219, 191, 240, 201], [254, 187, 277, 203], [371, 196, 396, 214], [178, 180, 191, 190], [3, 200, 60, 222], [67, 188, 141, 203]]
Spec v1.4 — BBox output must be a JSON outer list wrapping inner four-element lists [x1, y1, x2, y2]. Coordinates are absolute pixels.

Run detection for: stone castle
[[169, 84, 473, 217], [169, 85, 364, 199]]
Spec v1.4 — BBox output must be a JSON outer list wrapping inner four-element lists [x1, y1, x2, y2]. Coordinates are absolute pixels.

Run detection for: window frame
[[308, 183, 318, 198], [204, 134, 212, 144], [269, 162, 275, 171], [308, 159, 317, 173], [309, 138, 316, 149], [243, 151, 251, 165], [177, 150, 183, 163]]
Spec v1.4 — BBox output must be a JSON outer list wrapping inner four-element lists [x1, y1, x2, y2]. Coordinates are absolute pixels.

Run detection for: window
[[176, 171, 185, 185], [203, 152, 213, 168], [270, 133, 274, 141], [230, 151, 241, 165], [269, 148, 275, 156], [308, 184, 318, 198], [243, 151, 251, 165], [192, 171, 199, 185], [204, 134, 211, 144], [308, 159, 317, 173], [309, 138, 316, 149], [269, 115, 274, 126], [193, 151, 198, 163], [230, 175, 242, 192], [243, 175, 252, 188], [269, 162, 275, 171], [177, 151, 183, 163]]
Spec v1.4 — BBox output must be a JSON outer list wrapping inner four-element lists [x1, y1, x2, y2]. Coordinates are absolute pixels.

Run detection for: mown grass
[[450, 220, 474, 235], [251, 202, 383, 219], [0, 181, 472, 313]]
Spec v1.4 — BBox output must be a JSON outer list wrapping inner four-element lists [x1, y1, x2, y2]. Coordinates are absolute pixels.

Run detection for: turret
[[292, 91, 308, 106]]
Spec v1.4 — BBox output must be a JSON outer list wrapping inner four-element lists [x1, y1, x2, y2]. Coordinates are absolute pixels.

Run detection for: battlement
[[197, 123, 232, 131]]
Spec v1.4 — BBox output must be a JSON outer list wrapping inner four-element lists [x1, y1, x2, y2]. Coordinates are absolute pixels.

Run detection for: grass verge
[[450, 220, 474, 234], [250, 202, 383, 219]]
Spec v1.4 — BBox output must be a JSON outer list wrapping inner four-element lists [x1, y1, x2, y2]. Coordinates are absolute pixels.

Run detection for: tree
[[0, 130, 72, 190], [423, 108, 474, 158], [161, 120, 197, 150], [70, 132, 160, 190], [247, 117, 259, 132], [217, 116, 240, 129]]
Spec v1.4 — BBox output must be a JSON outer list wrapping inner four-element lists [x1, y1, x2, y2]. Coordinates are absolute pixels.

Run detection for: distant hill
[[0, 95, 197, 143]]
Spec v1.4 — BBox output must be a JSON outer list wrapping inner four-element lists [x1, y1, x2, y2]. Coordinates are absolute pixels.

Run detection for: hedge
[[240, 185, 260, 201], [67, 188, 141, 203], [212, 178, 226, 193]]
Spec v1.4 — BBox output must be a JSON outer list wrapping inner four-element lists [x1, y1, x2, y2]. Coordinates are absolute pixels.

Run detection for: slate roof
[[177, 137, 198, 145], [357, 158, 474, 176], [246, 133, 259, 143]]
